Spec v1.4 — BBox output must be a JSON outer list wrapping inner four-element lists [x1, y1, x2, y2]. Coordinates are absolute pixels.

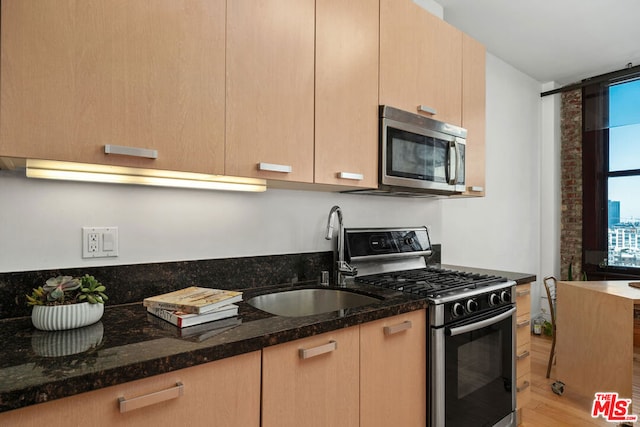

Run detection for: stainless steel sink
[[246, 288, 382, 317]]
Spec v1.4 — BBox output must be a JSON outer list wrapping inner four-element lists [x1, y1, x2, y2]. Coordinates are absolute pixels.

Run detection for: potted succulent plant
[[26, 275, 108, 331]]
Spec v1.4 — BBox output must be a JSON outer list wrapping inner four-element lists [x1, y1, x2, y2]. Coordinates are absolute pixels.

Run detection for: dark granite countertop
[[0, 282, 426, 413], [440, 264, 536, 285], [0, 262, 535, 414]]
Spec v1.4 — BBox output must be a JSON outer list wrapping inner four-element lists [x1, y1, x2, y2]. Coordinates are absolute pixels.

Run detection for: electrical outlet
[[88, 232, 99, 253], [82, 227, 119, 258]]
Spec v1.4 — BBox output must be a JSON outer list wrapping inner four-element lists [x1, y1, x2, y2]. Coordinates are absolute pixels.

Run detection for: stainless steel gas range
[[345, 226, 517, 427]]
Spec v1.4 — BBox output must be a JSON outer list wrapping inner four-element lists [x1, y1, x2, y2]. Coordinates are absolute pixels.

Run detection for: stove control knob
[[489, 293, 501, 307], [404, 236, 415, 246], [500, 290, 511, 304], [466, 299, 478, 313], [451, 302, 465, 318]]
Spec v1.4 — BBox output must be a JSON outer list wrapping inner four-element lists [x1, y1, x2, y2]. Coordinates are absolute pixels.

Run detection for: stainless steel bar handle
[[118, 382, 184, 413], [516, 289, 531, 297], [448, 307, 516, 336], [383, 320, 412, 336], [338, 172, 364, 181], [517, 319, 531, 328], [104, 144, 158, 159], [299, 340, 337, 359], [258, 162, 292, 173], [447, 141, 457, 185], [516, 381, 530, 392], [417, 105, 437, 115], [454, 140, 461, 184], [516, 350, 530, 360]]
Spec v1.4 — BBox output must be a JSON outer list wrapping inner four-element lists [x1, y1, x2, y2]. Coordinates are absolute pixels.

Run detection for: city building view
[[608, 199, 640, 267]]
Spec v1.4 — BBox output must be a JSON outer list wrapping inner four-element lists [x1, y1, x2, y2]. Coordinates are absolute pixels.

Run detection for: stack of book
[[144, 286, 242, 328]]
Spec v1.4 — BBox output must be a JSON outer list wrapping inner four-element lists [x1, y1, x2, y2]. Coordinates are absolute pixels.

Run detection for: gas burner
[[355, 267, 510, 300]]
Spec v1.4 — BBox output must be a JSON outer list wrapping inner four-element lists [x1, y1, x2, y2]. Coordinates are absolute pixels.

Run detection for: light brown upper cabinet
[[379, 0, 463, 127], [314, 0, 379, 189], [0, 0, 225, 174], [461, 34, 486, 197], [225, 0, 315, 183]]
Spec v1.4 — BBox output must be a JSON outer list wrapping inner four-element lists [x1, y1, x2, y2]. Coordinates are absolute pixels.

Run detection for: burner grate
[[355, 267, 509, 298]]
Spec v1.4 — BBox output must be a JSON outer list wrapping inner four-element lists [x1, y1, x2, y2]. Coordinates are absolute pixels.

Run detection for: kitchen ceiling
[[437, 0, 640, 86]]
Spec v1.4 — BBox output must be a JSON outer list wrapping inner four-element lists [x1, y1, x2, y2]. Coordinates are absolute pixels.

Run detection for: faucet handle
[[337, 261, 358, 277]]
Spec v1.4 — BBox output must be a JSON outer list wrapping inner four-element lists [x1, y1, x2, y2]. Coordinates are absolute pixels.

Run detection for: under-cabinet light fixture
[[25, 159, 267, 192]]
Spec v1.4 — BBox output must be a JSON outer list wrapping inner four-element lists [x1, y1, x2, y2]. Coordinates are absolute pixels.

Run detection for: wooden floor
[[522, 334, 639, 426]]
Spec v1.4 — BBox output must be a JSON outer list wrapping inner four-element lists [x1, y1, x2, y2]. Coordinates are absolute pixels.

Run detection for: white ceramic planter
[[31, 302, 104, 331]]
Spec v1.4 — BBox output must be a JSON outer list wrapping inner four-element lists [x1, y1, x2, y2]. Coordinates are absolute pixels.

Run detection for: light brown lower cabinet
[[262, 309, 427, 427], [262, 326, 360, 427], [360, 310, 427, 427], [0, 351, 261, 427], [515, 283, 532, 425]]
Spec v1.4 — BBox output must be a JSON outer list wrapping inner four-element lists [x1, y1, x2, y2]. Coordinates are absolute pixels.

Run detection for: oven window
[[444, 310, 514, 426], [457, 330, 502, 399]]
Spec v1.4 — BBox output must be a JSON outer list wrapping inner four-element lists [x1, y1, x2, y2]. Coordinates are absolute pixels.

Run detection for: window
[[607, 80, 640, 268], [583, 77, 640, 274]]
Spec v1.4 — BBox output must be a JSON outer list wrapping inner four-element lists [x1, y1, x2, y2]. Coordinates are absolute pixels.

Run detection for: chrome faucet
[[325, 205, 357, 287]]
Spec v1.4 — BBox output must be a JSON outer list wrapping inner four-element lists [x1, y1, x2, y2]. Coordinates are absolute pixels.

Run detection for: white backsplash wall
[[0, 171, 442, 272], [441, 53, 542, 313]]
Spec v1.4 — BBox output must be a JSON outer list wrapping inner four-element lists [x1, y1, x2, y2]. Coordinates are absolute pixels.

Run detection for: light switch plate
[[82, 227, 119, 258]]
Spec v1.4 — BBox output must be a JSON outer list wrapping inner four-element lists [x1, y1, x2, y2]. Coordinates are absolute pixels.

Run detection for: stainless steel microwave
[[348, 106, 467, 197]]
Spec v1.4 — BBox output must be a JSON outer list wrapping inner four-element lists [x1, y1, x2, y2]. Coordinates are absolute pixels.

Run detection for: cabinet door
[[379, 0, 462, 126], [461, 34, 486, 197], [225, 0, 315, 183], [262, 326, 359, 427], [0, 351, 261, 427], [314, 0, 379, 188], [360, 310, 427, 427], [0, 0, 225, 174]]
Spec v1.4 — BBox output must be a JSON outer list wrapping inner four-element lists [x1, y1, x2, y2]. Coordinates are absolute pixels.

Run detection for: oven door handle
[[447, 307, 516, 336]]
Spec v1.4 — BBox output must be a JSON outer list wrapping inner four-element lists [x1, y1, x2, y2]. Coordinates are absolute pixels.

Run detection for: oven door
[[431, 305, 516, 427]]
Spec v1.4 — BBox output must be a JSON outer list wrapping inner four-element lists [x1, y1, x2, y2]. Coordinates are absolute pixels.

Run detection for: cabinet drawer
[[515, 284, 531, 317], [516, 314, 531, 347], [516, 343, 531, 378], [0, 351, 261, 427], [516, 372, 531, 409]]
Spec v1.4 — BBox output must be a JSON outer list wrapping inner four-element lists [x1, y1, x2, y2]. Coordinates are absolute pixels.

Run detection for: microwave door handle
[[454, 140, 462, 185], [448, 141, 457, 185]]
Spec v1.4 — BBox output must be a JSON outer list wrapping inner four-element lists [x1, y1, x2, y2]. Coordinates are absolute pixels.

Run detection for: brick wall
[[560, 89, 583, 280]]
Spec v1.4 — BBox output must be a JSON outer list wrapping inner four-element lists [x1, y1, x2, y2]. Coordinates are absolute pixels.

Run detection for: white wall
[[0, 170, 442, 272], [413, 0, 444, 18], [441, 53, 543, 313], [539, 82, 562, 318]]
